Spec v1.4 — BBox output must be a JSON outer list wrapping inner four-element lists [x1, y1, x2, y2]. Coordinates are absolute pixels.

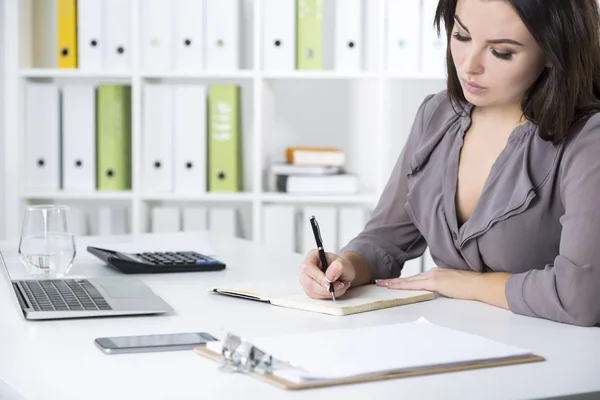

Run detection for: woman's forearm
[[472, 272, 512, 309]]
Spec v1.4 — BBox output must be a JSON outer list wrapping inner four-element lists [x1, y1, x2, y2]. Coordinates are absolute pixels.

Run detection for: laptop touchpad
[[100, 283, 150, 298]]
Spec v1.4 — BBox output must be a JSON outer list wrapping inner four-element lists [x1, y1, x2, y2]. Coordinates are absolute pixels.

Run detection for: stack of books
[[271, 147, 358, 195]]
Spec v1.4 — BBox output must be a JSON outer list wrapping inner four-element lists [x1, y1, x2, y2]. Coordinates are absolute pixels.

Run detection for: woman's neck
[[473, 102, 527, 128]]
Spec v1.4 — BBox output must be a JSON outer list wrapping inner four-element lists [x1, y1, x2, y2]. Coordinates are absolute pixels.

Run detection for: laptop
[[0, 251, 174, 320]]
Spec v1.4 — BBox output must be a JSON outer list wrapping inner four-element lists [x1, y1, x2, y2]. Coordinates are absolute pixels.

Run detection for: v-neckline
[[445, 104, 534, 243]]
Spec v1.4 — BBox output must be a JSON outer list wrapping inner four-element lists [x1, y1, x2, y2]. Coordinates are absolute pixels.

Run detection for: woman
[[299, 0, 600, 327]]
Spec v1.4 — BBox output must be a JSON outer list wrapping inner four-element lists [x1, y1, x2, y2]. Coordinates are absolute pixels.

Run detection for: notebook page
[[250, 318, 533, 383], [272, 285, 434, 315], [209, 280, 434, 315]]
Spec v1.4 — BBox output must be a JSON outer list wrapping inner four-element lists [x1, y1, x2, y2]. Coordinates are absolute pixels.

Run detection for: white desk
[[1, 232, 599, 400]]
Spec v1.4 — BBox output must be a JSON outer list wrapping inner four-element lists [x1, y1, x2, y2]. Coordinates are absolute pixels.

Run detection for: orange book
[[285, 147, 345, 167]]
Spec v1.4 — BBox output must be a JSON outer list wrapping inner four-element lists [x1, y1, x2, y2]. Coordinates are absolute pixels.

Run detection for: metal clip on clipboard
[[218, 332, 298, 375]]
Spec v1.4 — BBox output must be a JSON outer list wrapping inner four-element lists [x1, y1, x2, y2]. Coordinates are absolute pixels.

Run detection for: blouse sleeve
[[505, 114, 600, 326], [339, 94, 436, 282]]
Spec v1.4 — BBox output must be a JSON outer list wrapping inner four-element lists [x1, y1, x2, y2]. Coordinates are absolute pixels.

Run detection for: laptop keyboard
[[20, 279, 112, 312]]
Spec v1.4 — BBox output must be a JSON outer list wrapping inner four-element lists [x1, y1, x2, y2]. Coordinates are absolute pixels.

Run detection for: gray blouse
[[341, 90, 600, 326]]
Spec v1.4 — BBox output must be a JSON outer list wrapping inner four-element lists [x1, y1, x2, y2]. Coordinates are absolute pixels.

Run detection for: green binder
[[296, 0, 324, 70], [97, 85, 132, 191], [208, 85, 242, 192]]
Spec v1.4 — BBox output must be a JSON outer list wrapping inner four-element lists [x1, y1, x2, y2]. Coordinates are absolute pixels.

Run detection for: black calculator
[[87, 246, 226, 274]]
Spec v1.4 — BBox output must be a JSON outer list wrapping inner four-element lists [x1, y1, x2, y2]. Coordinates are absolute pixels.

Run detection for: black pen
[[309, 215, 336, 302]]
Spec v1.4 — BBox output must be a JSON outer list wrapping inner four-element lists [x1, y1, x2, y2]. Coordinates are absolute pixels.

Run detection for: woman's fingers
[[300, 273, 333, 299], [300, 259, 330, 290], [324, 259, 344, 282], [376, 277, 433, 291], [300, 250, 354, 300]]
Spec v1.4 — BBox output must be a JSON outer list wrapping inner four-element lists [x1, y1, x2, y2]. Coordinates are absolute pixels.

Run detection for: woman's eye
[[452, 31, 514, 60], [452, 32, 470, 42], [491, 49, 513, 60]]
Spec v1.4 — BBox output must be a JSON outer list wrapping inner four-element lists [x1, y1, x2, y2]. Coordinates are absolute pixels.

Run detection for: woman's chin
[[463, 90, 490, 107]]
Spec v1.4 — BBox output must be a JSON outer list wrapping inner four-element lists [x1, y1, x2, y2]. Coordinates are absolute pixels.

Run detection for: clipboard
[[195, 330, 545, 390]]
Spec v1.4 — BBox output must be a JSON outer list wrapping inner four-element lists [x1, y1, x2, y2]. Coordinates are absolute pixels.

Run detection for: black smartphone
[[94, 332, 218, 354]]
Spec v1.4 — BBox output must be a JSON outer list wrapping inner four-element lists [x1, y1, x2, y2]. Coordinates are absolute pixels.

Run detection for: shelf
[[19, 69, 447, 81], [141, 70, 256, 80], [21, 191, 134, 201], [260, 193, 378, 205], [384, 72, 447, 80], [20, 69, 132, 79], [4, 0, 445, 243], [261, 71, 380, 80], [140, 192, 256, 202]]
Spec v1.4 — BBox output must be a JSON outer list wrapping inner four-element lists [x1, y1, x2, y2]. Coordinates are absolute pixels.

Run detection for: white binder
[[262, 205, 296, 253], [68, 207, 88, 237], [262, 0, 296, 70], [182, 207, 208, 232], [110, 207, 129, 235], [104, 0, 131, 70], [143, 84, 174, 193], [205, 0, 240, 71], [94, 207, 113, 235], [322, 0, 337, 70], [420, 0, 447, 76], [92, 206, 127, 235], [208, 207, 238, 237], [151, 207, 181, 233], [386, 0, 420, 74], [141, 0, 172, 72], [77, 0, 103, 70], [337, 207, 366, 252], [25, 83, 60, 191], [334, 0, 363, 71], [173, 0, 206, 71], [173, 84, 207, 193], [302, 207, 338, 255], [61, 84, 96, 192]]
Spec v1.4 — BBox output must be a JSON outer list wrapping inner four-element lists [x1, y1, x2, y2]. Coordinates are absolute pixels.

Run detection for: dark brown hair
[[434, 0, 600, 144]]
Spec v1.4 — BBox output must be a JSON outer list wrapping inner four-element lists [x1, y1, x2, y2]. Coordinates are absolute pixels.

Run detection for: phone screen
[[97, 332, 217, 350]]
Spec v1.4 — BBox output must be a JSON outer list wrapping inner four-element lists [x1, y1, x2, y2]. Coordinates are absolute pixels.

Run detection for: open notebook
[[201, 317, 543, 387], [207, 281, 435, 316]]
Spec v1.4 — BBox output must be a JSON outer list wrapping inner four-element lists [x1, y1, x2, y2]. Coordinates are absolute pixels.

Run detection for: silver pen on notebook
[[309, 216, 336, 302]]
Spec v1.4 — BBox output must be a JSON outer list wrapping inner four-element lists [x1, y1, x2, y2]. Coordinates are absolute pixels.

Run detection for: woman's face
[[450, 0, 548, 108]]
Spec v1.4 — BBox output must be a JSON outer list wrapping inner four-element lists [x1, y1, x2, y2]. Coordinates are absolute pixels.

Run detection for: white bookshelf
[[0, 0, 4, 239], [1, 0, 446, 256]]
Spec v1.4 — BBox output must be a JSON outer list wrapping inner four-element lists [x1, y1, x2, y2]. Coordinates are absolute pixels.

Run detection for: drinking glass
[[18, 205, 76, 278]]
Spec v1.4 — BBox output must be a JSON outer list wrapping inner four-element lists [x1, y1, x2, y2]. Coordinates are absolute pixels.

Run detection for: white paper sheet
[[248, 318, 533, 383]]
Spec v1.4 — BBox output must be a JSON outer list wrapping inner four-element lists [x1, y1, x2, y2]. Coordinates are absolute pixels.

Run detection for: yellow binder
[[57, 0, 78, 69]]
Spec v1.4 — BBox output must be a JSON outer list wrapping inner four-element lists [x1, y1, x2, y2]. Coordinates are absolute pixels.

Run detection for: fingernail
[[323, 281, 330, 289], [335, 282, 344, 290]]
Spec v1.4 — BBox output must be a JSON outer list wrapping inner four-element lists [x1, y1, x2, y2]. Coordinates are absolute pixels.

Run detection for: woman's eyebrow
[[454, 14, 524, 46]]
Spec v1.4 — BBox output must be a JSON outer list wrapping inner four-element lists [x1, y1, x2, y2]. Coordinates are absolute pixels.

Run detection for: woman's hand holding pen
[[299, 250, 356, 300]]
